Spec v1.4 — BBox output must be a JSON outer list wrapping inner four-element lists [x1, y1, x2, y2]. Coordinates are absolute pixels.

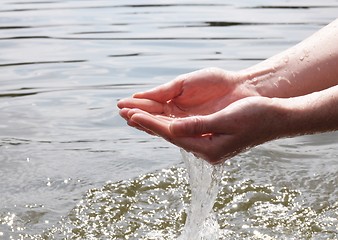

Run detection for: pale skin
[[118, 18, 338, 164]]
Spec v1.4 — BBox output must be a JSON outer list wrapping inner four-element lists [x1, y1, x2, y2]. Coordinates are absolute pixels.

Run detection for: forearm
[[241, 18, 338, 98], [278, 85, 338, 137]]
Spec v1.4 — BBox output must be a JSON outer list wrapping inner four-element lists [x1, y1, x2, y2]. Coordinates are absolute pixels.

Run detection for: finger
[[117, 98, 164, 114], [119, 108, 131, 121], [127, 120, 156, 136], [131, 111, 234, 164], [119, 108, 164, 122], [126, 108, 172, 123], [130, 113, 172, 140], [120, 109, 157, 135], [169, 115, 215, 137], [127, 109, 174, 136], [120, 108, 145, 130], [129, 112, 209, 155], [133, 78, 184, 103]]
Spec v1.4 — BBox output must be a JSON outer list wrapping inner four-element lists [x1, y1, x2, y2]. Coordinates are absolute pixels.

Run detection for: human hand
[[121, 96, 286, 164], [117, 19, 338, 164], [117, 67, 257, 118]]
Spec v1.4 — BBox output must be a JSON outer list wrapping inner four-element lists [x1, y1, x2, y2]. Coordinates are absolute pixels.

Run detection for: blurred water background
[[0, 0, 338, 239]]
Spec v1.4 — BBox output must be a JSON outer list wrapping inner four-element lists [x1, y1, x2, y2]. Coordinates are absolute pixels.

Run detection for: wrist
[[274, 98, 304, 138], [238, 67, 281, 98], [259, 96, 317, 140], [276, 87, 338, 138], [239, 54, 295, 99]]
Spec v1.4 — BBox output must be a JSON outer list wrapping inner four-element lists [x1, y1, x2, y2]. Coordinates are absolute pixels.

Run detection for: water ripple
[[0, 60, 86, 67], [15, 163, 338, 239], [1, 0, 338, 239]]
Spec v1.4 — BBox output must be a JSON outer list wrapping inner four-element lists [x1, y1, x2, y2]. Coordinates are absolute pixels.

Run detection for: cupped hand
[[122, 96, 286, 164], [117, 67, 257, 118]]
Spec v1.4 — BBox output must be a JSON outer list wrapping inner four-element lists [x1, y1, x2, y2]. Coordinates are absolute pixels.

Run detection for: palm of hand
[[145, 68, 252, 117], [165, 82, 234, 117]]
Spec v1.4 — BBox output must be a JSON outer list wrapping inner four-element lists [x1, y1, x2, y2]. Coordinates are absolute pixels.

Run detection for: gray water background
[[0, 0, 338, 239]]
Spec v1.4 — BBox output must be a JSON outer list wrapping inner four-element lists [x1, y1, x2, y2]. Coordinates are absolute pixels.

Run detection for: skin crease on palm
[[118, 19, 338, 164]]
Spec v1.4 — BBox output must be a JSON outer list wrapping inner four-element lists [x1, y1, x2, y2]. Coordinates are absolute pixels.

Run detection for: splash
[[178, 149, 224, 240], [15, 153, 338, 240]]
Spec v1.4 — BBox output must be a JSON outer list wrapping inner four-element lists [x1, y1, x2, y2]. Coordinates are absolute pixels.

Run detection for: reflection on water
[[0, 0, 338, 239]]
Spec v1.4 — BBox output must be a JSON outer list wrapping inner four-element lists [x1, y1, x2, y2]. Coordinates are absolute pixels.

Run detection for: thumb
[[169, 116, 213, 137], [133, 79, 183, 103]]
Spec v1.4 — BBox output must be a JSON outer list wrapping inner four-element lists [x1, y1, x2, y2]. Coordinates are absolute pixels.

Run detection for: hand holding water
[[118, 67, 257, 117], [120, 96, 289, 164], [118, 68, 264, 163], [118, 19, 338, 164]]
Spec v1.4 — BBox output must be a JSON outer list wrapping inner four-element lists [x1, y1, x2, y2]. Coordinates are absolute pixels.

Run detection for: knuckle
[[192, 116, 206, 135]]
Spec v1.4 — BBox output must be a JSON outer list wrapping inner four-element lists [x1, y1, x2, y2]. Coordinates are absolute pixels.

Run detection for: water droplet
[[283, 57, 289, 63], [47, 178, 51, 186], [299, 56, 304, 61]]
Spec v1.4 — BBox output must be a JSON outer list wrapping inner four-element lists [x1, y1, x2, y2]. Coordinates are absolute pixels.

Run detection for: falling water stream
[[178, 149, 224, 240]]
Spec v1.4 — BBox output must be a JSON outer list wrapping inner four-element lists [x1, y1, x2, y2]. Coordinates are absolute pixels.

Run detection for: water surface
[[0, 0, 338, 239]]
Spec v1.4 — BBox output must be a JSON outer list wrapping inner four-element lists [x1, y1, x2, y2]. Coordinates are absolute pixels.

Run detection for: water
[[178, 150, 223, 240], [1, 0, 338, 239]]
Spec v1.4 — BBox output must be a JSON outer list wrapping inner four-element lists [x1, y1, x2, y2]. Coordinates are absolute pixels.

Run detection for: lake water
[[1, 0, 338, 239]]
